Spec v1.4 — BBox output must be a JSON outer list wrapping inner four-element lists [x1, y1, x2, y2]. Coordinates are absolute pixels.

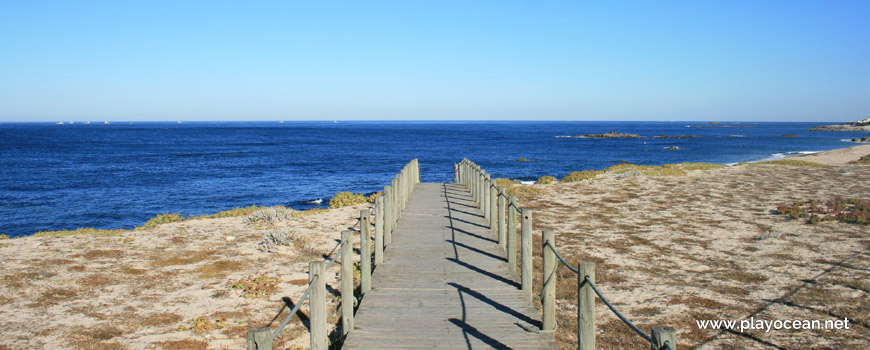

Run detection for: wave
[[750, 150, 821, 163]]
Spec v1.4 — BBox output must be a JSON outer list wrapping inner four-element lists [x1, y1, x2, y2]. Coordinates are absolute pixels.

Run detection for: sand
[[0, 204, 371, 349], [516, 145, 870, 349], [1, 145, 868, 349]]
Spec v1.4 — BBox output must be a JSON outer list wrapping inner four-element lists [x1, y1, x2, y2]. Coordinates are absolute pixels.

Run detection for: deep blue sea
[[1, 121, 867, 237]]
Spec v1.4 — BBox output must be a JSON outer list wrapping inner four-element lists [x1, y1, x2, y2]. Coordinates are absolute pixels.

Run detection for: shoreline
[[7, 144, 870, 239], [1, 142, 868, 348]]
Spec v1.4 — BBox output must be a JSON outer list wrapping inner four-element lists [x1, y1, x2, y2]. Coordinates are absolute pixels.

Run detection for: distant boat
[[68, 121, 75, 124], [104, 121, 110, 124], [279, 120, 284, 123], [333, 120, 338, 123], [177, 121, 182, 124], [84, 121, 91, 124], [56, 122, 64, 125]]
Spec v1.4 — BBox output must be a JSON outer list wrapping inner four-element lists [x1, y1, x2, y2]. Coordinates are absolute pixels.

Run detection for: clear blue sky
[[1, 1, 868, 122]]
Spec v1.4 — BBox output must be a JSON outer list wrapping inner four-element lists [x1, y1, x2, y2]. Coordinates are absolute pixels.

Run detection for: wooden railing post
[[246, 327, 272, 350], [390, 175, 402, 219], [473, 167, 479, 205], [479, 170, 485, 210], [508, 196, 518, 273], [453, 163, 459, 183], [383, 186, 393, 246], [309, 261, 326, 350], [542, 230, 556, 331], [650, 326, 677, 350], [483, 174, 491, 223], [360, 210, 372, 294], [489, 179, 497, 231], [578, 262, 596, 350], [497, 187, 506, 251], [521, 209, 533, 299], [374, 196, 384, 265], [341, 230, 354, 336]]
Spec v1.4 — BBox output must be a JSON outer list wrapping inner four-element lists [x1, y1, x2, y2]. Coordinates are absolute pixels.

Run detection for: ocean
[[1, 121, 866, 237]]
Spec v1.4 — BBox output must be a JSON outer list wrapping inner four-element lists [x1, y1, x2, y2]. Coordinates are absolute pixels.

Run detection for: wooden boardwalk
[[343, 183, 557, 350]]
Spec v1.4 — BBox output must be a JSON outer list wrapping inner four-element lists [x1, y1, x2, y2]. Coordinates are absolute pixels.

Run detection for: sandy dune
[[1, 145, 868, 349]]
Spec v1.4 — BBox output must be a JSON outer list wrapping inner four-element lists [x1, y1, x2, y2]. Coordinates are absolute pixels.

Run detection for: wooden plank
[[344, 182, 556, 350]]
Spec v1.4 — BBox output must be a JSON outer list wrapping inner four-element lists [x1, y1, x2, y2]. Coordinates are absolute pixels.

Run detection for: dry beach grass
[[1, 145, 868, 349], [517, 144, 870, 349], [0, 204, 370, 349]]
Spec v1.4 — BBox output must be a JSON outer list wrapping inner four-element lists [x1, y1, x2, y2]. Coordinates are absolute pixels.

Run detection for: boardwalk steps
[[343, 183, 557, 350]]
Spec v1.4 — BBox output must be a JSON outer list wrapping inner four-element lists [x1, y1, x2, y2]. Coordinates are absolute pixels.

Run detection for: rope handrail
[[543, 242, 653, 343], [270, 240, 347, 340], [585, 278, 652, 343], [544, 242, 579, 275]]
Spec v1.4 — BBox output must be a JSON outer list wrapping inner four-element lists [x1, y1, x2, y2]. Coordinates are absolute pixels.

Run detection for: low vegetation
[[849, 154, 870, 164], [33, 227, 129, 238], [749, 159, 825, 167], [505, 185, 546, 198], [494, 178, 519, 187], [561, 170, 604, 183], [536, 175, 557, 184], [198, 205, 268, 219], [226, 274, 280, 298], [776, 198, 870, 225], [136, 213, 185, 230], [367, 192, 383, 203], [329, 191, 367, 208], [245, 206, 295, 225]]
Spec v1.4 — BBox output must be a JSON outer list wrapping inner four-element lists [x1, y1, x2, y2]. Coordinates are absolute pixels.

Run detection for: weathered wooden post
[[497, 187, 506, 251], [375, 197, 384, 265], [360, 210, 372, 294], [341, 230, 354, 336], [489, 180, 497, 231], [483, 174, 491, 222], [578, 262, 596, 350], [453, 163, 459, 184], [542, 230, 556, 332], [521, 209, 533, 299], [246, 327, 272, 350], [650, 326, 677, 350], [391, 178, 398, 223], [508, 196, 518, 273], [480, 170, 486, 210], [384, 186, 393, 246], [310, 261, 326, 350]]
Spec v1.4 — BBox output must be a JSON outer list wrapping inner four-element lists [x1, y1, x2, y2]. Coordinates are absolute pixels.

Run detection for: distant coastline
[[809, 118, 870, 131]]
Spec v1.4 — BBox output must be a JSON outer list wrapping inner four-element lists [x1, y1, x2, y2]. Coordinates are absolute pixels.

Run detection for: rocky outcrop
[[572, 131, 642, 138], [657, 135, 701, 138], [852, 136, 870, 143], [809, 119, 870, 131]]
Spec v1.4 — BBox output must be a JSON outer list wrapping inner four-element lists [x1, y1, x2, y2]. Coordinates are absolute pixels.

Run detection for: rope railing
[[247, 159, 421, 350], [456, 159, 678, 350]]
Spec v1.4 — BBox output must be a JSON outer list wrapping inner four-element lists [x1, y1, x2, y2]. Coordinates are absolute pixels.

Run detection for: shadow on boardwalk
[[343, 182, 556, 350]]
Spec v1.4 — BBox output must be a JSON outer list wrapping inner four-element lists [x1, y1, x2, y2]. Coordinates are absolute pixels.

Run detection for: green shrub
[[0, 234, 9, 240], [495, 178, 519, 187], [329, 192, 367, 208], [848, 154, 870, 164], [367, 192, 383, 203], [776, 198, 869, 225], [535, 175, 557, 184], [561, 170, 603, 183], [227, 275, 279, 298], [505, 186, 546, 199], [136, 213, 185, 230]]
